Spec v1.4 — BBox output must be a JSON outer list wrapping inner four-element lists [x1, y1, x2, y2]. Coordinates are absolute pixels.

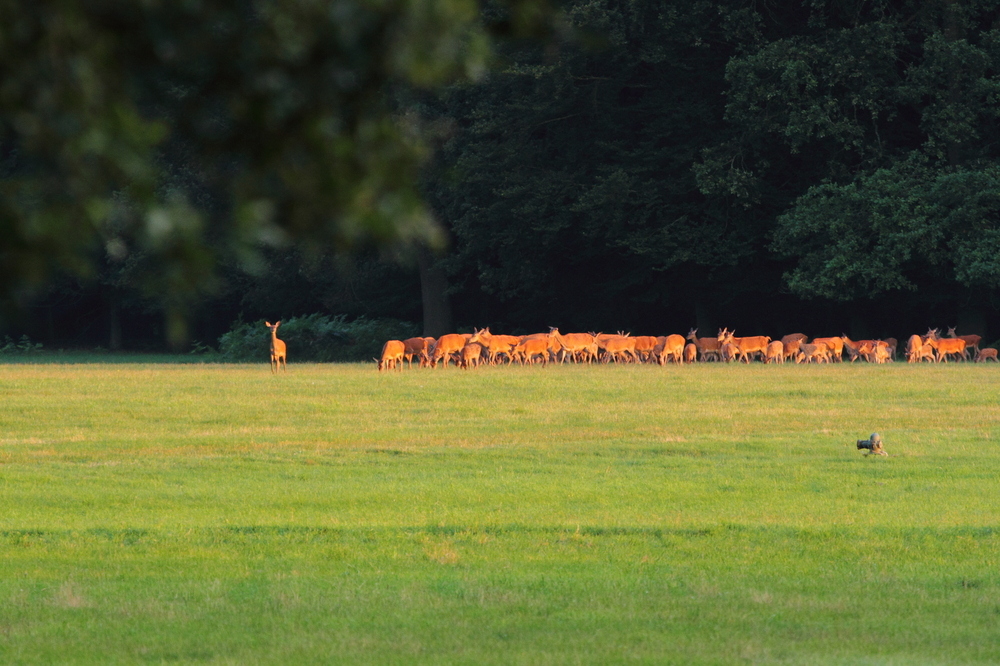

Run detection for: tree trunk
[[109, 300, 122, 351], [417, 247, 452, 337]]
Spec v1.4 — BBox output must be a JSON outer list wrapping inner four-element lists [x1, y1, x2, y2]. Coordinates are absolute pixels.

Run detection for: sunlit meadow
[[1, 360, 999, 663]]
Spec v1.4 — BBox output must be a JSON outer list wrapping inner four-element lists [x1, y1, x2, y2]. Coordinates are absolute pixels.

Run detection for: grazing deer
[[659, 334, 686, 365], [265, 321, 287, 373], [796, 342, 830, 364], [630, 336, 658, 363], [873, 343, 891, 364], [430, 333, 467, 368], [974, 348, 998, 362], [402, 337, 432, 368], [378, 339, 405, 371]]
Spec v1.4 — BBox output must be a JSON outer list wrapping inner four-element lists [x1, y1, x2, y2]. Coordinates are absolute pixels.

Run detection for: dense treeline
[[5, 0, 1000, 351]]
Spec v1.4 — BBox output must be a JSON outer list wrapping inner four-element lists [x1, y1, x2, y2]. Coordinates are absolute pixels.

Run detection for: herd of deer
[[373, 325, 996, 371]]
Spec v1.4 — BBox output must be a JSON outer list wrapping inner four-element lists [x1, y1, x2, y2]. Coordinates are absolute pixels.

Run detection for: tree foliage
[[6, 0, 1000, 347], [703, 0, 1000, 305], [0, 0, 552, 341]]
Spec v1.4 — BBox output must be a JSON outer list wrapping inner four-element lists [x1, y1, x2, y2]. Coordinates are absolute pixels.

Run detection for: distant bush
[[217, 314, 419, 363], [0, 335, 43, 355]]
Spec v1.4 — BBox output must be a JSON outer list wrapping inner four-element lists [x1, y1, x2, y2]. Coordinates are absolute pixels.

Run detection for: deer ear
[[265, 321, 272, 327]]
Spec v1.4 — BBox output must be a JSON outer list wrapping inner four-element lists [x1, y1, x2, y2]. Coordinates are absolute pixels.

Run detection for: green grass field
[[2, 360, 999, 664]]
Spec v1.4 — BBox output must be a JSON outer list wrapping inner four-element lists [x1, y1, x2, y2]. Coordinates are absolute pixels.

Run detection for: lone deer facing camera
[[265, 321, 286, 373]]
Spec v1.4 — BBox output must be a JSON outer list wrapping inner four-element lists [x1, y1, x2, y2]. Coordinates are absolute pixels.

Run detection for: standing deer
[[687, 328, 721, 362], [717, 329, 771, 363], [764, 340, 784, 364], [947, 327, 981, 361], [265, 321, 286, 373], [974, 348, 998, 362], [925, 328, 966, 363]]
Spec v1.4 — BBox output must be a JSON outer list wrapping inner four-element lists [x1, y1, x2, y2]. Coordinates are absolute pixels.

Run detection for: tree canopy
[[5, 0, 1000, 348]]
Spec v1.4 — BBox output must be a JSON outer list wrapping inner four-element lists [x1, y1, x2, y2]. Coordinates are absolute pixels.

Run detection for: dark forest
[[4, 0, 1000, 351]]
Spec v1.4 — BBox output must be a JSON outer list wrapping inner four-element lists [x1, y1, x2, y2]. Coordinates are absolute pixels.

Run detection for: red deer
[[914, 342, 937, 362], [783, 338, 803, 362], [840, 335, 885, 363], [855, 340, 888, 363], [882, 337, 898, 361], [480, 334, 520, 365], [659, 334, 686, 365], [686, 328, 721, 362], [402, 337, 432, 368], [468, 328, 513, 365], [595, 332, 625, 362], [975, 348, 998, 362], [633, 336, 660, 363], [430, 333, 467, 368], [512, 336, 550, 366], [905, 334, 923, 363], [925, 329, 966, 363], [718, 329, 771, 363], [460, 342, 483, 369], [872, 343, 891, 364], [683, 343, 697, 364], [781, 333, 808, 347], [652, 336, 668, 365], [549, 329, 598, 364], [811, 337, 844, 362], [947, 327, 981, 360], [378, 339, 405, 371], [839, 335, 865, 362], [796, 342, 830, 364], [265, 321, 287, 373], [519, 332, 562, 363], [602, 335, 638, 363], [720, 342, 739, 363], [764, 340, 784, 364]]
